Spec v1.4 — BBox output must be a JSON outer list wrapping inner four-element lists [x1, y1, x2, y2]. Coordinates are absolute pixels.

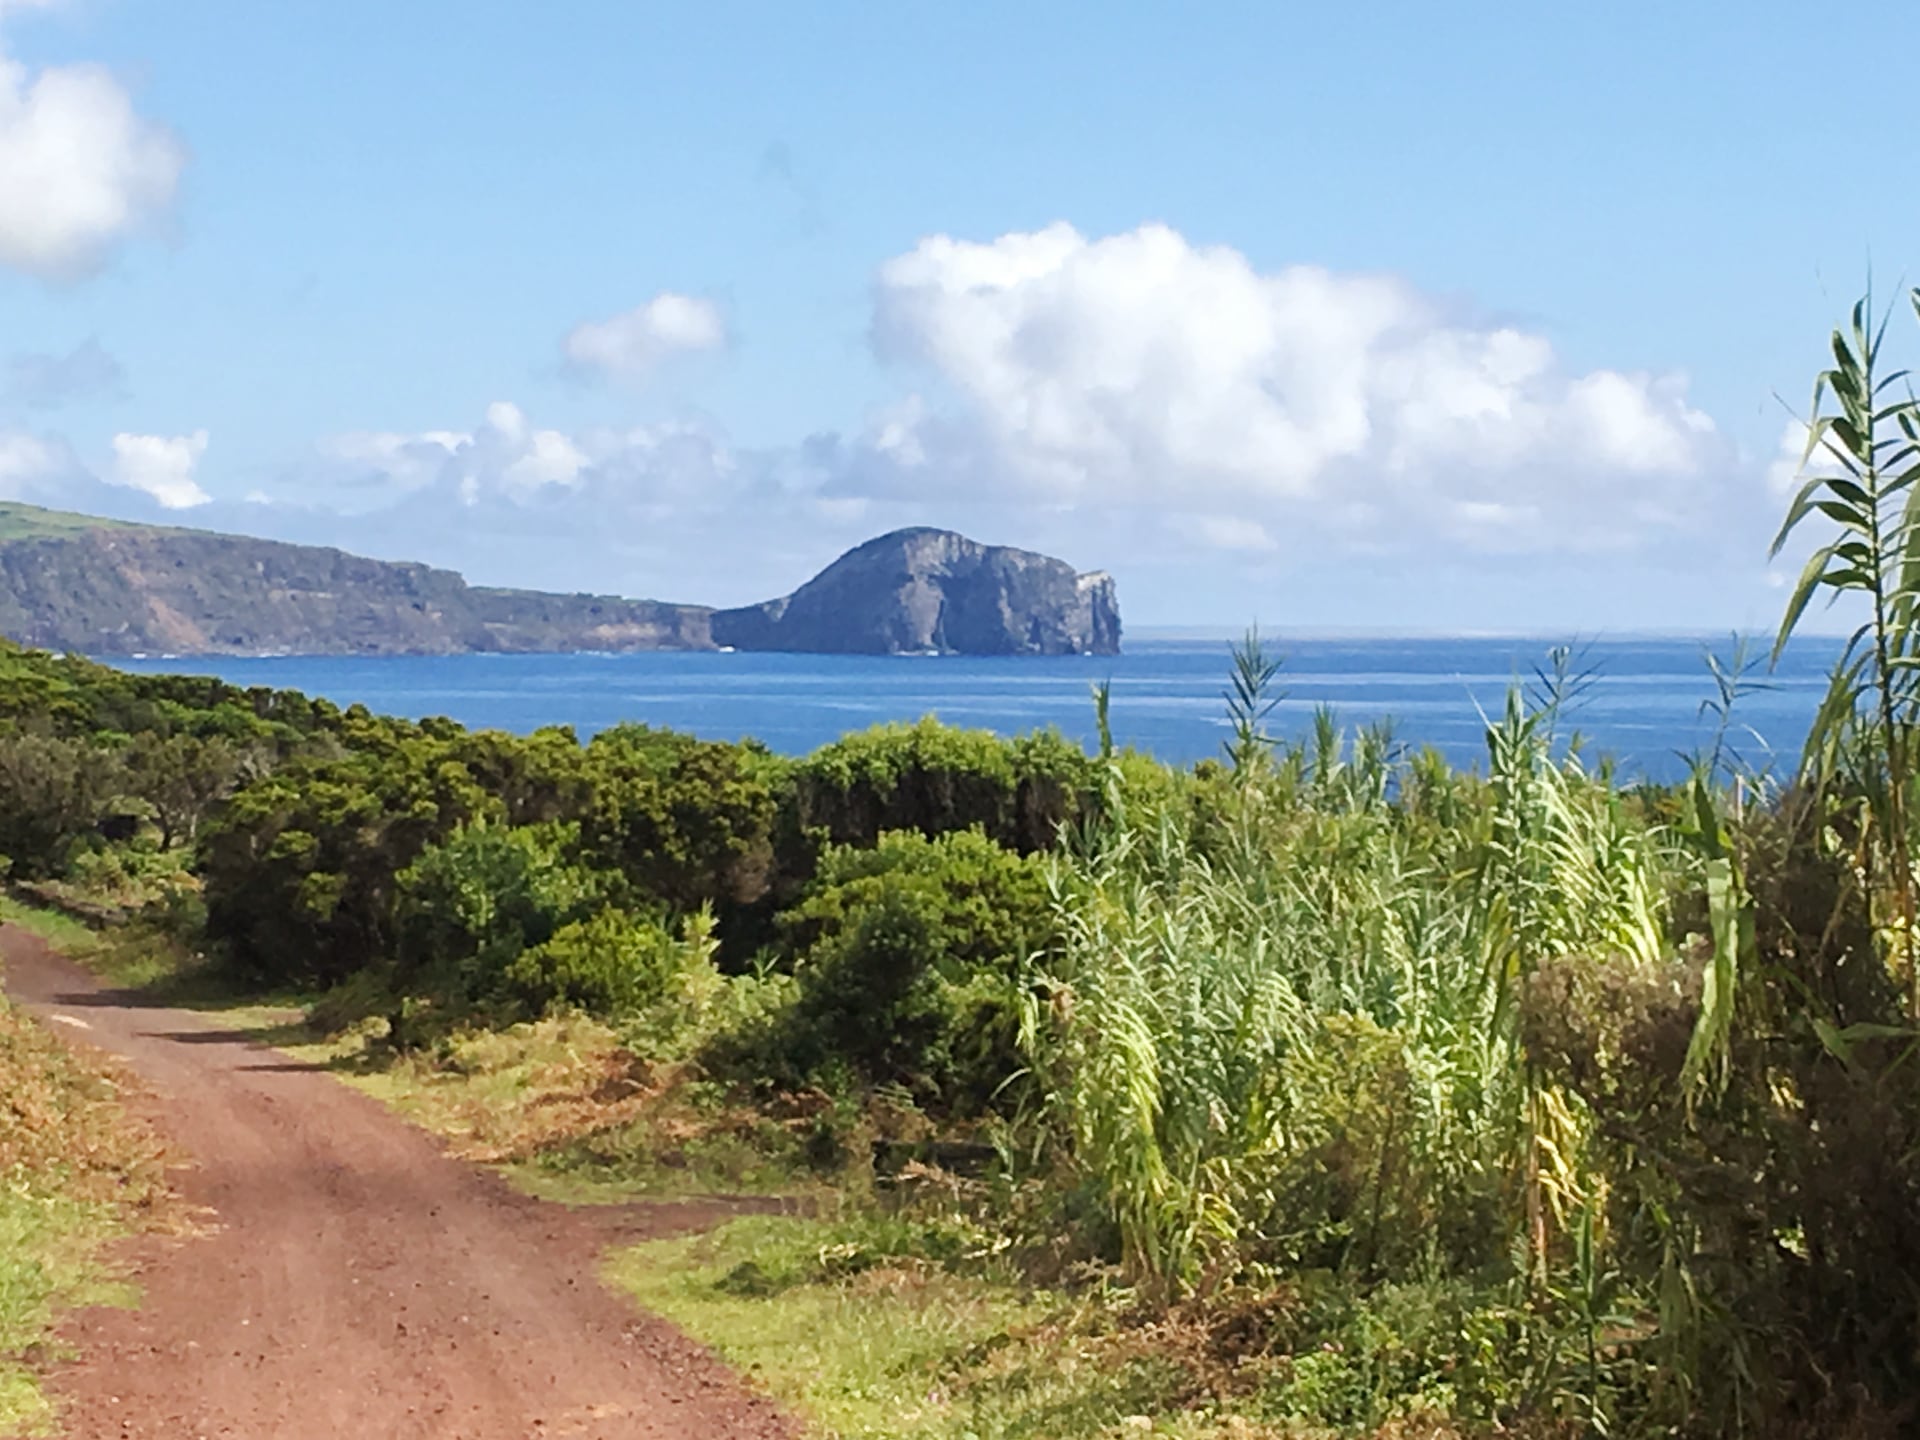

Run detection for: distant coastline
[[0, 504, 1120, 660]]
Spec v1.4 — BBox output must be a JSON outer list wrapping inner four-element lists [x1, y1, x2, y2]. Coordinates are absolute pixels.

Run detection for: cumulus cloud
[[5, 338, 125, 408], [315, 401, 735, 513], [859, 223, 1729, 547], [0, 424, 156, 518], [562, 293, 728, 381], [0, 5, 185, 280], [111, 430, 209, 509], [240, 220, 1767, 615]]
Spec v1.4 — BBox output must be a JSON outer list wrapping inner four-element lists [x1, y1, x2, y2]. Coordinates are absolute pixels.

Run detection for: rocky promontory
[[712, 528, 1120, 656], [0, 504, 1120, 658]]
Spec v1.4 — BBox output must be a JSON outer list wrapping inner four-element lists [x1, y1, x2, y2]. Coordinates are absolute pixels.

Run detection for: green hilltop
[[0, 502, 148, 544]]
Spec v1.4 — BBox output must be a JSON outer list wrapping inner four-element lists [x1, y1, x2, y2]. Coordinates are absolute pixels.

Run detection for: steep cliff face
[[710, 528, 1122, 656], [0, 523, 709, 656], [0, 505, 1120, 658]]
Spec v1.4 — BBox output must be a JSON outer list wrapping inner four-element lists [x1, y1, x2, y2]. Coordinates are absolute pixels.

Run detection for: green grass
[[0, 1190, 141, 1436], [0, 899, 93, 955], [0, 502, 140, 544], [607, 1216, 1219, 1440], [0, 981, 164, 1436], [306, 1013, 819, 1203]]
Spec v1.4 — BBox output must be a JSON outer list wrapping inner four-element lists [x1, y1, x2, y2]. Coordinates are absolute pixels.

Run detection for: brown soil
[[0, 926, 796, 1440]]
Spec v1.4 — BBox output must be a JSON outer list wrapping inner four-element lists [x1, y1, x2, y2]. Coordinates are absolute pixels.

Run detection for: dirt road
[[1, 926, 795, 1440]]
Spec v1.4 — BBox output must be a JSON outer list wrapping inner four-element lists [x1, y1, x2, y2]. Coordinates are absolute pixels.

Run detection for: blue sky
[[0, 0, 1905, 631]]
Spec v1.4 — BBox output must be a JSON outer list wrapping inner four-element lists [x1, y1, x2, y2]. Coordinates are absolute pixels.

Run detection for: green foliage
[[792, 716, 1090, 856], [580, 724, 781, 911], [395, 820, 608, 997], [1249, 1277, 1545, 1431], [0, 639, 339, 750], [0, 730, 112, 877], [1771, 286, 1920, 1017], [729, 828, 1055, 1110], [507, 906, 719, 1019], [199, 729, 500, 985], [1223, 624, 1284, 779], [1018, 678, 1672, 1315], [121, 730, 252, 848], [454, 725, 589, 826]]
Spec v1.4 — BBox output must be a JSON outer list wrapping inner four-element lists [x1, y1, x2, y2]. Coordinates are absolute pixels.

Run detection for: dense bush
[[507, 906, 718, 1019], [0, 731, 113, 877], [394, 821, 608, 997], [198, 732, 499, 984], [791, 718, 1090, 856], [121, 731, 252, 849], [580, 725, 782, 911], [735, 827, 1055, 1110], [0, 639, 340, 748]]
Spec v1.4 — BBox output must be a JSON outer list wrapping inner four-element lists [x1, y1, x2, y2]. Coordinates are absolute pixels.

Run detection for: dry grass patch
[[306, 1013, 811, 1202], [0, 988, 178, 1433]]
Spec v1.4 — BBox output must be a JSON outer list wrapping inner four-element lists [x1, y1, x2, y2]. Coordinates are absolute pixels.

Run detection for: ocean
[[106, 635, 1843, 784]]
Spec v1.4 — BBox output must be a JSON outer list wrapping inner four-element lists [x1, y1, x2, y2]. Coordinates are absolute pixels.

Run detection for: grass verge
[[0, 988, 172, 1435], [0, 899, 91, 957], [3, 898, 817, 1204], [606, 1215, 1322, 1440]]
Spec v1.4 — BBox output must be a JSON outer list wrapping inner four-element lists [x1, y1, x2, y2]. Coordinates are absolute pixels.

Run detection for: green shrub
[[1250, 1277, 1537, 1432], [791, 718, 1090, 856], [734, 828, 1055, 1110], [198, 732, 499, 985], [508, 906, 719, 1020], [0, 731, 112, 878], [395, 820, 607, 997], [580, 725, 782, 912]]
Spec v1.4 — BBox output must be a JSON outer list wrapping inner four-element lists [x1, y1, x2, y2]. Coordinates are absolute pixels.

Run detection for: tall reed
[[1018, 644, 1678, 1298]]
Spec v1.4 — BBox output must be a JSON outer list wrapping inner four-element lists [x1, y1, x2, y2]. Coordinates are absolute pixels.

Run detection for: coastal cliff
[[711, 528, 1121, 656], [0, 504, 1119, 658]]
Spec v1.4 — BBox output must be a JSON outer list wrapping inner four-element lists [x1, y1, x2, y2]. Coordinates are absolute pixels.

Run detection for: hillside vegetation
[[4, 292, 1920, 1436], [0, 502, 136, 543], [0, 520, 714, 657]]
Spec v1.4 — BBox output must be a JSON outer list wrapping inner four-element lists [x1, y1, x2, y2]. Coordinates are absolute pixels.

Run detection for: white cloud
[[244, 221, 1759, 617], [111, 430, 209, 509], [562, 292, 728, 380], [312, 401, 734, 513], [0, 6, 185, 281], [861, 223, 1728, 548], [1762, 414, 1868, 501], [1765, 420, 1808, 497], [0, 426, 71, 497], [320, 428, 469, 498]]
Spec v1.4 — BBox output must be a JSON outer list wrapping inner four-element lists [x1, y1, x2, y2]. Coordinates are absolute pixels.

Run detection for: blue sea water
[[106, 636, 1844, 784]]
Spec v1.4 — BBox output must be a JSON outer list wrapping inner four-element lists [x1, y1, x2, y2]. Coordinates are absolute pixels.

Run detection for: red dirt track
[[2, 926, 794, 1440]]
